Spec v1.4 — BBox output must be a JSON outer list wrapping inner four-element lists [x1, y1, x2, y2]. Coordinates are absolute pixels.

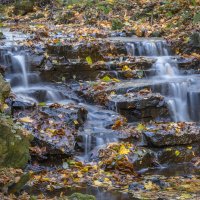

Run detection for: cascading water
[[12, 55, 29, 88], [126, 40, 170, 56], [126, 39, 200, 122], [1, 48, 65, 104]]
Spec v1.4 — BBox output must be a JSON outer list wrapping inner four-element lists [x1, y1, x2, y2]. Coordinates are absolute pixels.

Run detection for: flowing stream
[[1, 34, 199, 157]]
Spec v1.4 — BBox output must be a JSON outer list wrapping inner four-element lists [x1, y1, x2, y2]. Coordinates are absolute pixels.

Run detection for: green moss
[[111, 18, 124, 30], [14, 0, 34, 15], [0, 114, 32, 168], [68, 193, 96, 200]]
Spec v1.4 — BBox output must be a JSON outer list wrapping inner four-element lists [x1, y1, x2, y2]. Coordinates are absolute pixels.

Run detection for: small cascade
[[126, 39, 200, 122], [126, 40, 170, 56], [77, 104, 119, 160], [153, 57, 179, 77], [0, 48, 65, 104], [12, 55, 29, 88], [167, 82, 190, 122]]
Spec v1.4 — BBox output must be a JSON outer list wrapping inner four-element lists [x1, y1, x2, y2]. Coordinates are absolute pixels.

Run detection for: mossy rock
[[0, 32, 6, 40], [112, 18, 124, 30], [190, 32, 200, 47], [14, 0, 34, 15], [68, 193, 96, 200], [0, 74, 10, 110], [0, 114, 32, 168]]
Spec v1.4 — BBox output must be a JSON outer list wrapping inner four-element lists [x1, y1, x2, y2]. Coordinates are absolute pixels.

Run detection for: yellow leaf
[[144, 181, 157, 190], [187, 146, 192, 150], [77, 171, 83, 178], [165, 148, 172, 152], [46, 128, 56, 134], [112, 78, 120, 82], [94, 180, 102, 187], [136, 123, 146, 132], [19, 117, 33, 123], [101, 76, 111, 82], [122, 65, 131, 71], [119, 144, 130, 155], [175, 150, 180, 156], [86, 56, 93, 65], [2, 103, 9, 111], [74, 120, 79, 125]]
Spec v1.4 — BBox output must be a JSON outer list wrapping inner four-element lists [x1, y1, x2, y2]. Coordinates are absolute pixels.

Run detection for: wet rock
[[40, 103, 87, 128], [143, 122, 200, 147], [156, 144, 200, 164], [91, 143, 156, 172], [0, 64, 7, 73], [150, 177, 170, 189], [129, 182, 144, 191], [15, 103, 87, 156], [128, 147, 156, 170], [47, 43, 104, 62], [107, 92, 168, 121], [190, 32, 200, 47], [29, 53, 45, 68], [11, 100, 36, 110], [0, 114, 31, 168]]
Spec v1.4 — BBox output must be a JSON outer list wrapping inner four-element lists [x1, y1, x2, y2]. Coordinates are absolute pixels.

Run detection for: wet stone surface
[[14, 103, 88, 157], [107, 92, 168, 121], [144, 122, 200, 147]]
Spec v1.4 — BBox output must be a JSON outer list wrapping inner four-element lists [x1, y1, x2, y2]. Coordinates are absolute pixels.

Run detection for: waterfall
[[126, 39, 200, 122], [13, 55, 29, 88], [0, 48, 65, 104], [153, 57, 179, 77], [126, 40, 170, 56]]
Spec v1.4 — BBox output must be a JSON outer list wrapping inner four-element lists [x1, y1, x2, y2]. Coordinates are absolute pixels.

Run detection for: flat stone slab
[[107, 92, 168, 121], [143, 122, 200, 147], [15, 103, 87, 156]]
